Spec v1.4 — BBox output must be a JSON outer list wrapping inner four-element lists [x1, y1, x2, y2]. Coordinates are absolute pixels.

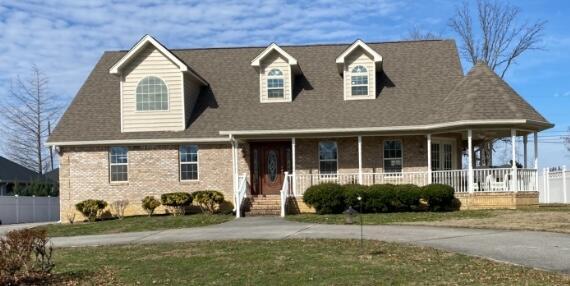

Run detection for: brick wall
[[59, 143, 249, 222], [295, 135, 430, 175]]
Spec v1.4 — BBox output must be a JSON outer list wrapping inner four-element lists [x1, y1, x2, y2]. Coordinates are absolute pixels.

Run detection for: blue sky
[[0, 0, 568, 168]]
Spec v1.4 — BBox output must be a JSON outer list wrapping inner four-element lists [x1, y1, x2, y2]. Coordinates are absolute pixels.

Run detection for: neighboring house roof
[[44, 168, 59, 183], [48, 39, 551, 144], [0, 156, 40, 183]]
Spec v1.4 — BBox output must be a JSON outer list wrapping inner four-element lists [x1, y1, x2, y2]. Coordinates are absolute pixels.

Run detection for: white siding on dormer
[[343, 47, 376, 100], [259, 51, 292, 102], [122, 45, 184, 132]]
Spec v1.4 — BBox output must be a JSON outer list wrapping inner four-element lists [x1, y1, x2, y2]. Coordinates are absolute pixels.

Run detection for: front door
[[250, 142, 291, 195]]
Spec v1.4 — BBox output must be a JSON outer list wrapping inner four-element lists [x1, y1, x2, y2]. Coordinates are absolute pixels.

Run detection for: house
[[47, 35, 552, 220], [0, 156, 42, 196]]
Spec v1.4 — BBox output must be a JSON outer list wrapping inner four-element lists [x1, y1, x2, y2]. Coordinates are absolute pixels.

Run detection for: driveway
[[51, 217, 570, 274]]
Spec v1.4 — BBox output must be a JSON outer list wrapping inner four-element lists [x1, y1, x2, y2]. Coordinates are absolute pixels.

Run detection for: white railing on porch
[[289, 168, 538, 197], [234, 174, 248, 218]]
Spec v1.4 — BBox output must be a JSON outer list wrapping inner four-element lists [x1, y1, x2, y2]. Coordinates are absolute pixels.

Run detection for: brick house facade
[[49, 36, 552, 221]]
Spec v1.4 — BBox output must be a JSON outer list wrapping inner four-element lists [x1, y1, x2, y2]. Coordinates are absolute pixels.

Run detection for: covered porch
[[230, 127, 543, 217]]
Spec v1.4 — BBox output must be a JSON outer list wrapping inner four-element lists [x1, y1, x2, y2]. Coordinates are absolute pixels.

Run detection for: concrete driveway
[[51, 217, 570, 274]]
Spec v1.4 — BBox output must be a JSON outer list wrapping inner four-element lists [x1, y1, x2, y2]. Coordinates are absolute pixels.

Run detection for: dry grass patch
[[407, 207, 570, 233]]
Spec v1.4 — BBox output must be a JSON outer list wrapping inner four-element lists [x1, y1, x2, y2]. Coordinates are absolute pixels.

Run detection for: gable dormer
[[251, 43, 300, 103], [336, 40, 382, 100], [110, 35, 207, 133]]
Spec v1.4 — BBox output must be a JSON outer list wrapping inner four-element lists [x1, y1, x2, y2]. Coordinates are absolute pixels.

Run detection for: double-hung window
[[267, 69, 284, 98], [180, 145, 199, 181], [109, 147, 128, 182], [319, 141, 338, 176], [383, 140, 403, 173], [351, 65, 368, 96]]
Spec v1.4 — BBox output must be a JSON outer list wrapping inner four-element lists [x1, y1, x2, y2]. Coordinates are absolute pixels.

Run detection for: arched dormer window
[[267, 68, 284, 98], [351, 65, 368, 96], [136, 76, 168, 111]]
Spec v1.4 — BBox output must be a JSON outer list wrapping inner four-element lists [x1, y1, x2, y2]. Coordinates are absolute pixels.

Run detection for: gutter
[[220, 119, 554, 136]]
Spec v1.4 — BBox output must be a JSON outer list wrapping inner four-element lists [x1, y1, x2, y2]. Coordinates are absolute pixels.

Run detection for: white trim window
[[319, 141, 338, 175], [431, 139, 456, 171], [136, 76, 169, 111], [383, 140, 403, 173], [267, 69, 284, 98], [109, 147, 128, 182], [180, 145, 199, 181], [351, 65, 368, 96]]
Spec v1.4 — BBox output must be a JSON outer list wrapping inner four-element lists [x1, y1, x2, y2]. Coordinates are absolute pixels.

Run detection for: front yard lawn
[[51, 239, 569, 285], [287, 205, 570, 234], [287, 210, 496, 225], [36, 214, 233, 237]]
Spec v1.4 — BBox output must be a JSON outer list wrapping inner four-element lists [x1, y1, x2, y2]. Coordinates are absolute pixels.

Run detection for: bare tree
[[0, 66, 61, 175], [406, 25, 442, 40], [449, 0, 546, 166], [449, 0, 546, 78]]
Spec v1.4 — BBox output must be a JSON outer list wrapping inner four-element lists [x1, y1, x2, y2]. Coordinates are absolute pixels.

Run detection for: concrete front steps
[[244, 195, 281, 216]]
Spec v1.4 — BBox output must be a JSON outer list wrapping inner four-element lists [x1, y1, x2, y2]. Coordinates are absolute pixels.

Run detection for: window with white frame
[[351, 65, 368, 96], [383, 140, 402, 173], [267, 69, 284, 98], [136, 76, 169, 111], [180, 145, 198, 181], [109, 147, 128, 182], [319, 141, 338, 175]]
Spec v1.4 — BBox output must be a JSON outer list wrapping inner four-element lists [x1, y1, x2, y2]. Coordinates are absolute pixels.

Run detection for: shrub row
[[303, 183, 457, 214], [75, 190, 226, 221]]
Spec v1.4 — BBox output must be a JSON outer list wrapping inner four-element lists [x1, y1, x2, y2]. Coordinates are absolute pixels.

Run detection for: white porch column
[[427, 134, 432, 184], [523, 135, 528, 168], [231, 138, 238, 194], [468, 129, 474, 193], [292, 137, 297, 196], [533, 132, 538, 170], [511, 129, 517, 192], [358, 136, 363, 184], [533, 132, 539, 192]]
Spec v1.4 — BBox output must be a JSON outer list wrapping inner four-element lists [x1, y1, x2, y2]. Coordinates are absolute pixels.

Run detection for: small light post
[[358, 196, 363, 250]]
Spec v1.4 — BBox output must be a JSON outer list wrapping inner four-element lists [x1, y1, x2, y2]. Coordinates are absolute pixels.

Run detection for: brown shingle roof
[[438, 61, 549, 123], [48, 40, 551, 143]]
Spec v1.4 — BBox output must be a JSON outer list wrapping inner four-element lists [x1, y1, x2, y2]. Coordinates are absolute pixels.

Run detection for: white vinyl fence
[[540, 167, 569, 204], [0, 196, 60, 225]]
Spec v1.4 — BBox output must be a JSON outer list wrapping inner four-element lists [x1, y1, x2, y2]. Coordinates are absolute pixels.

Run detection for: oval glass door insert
[[268, 150, 278, 182]]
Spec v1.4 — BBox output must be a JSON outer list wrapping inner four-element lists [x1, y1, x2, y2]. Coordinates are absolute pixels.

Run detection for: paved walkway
[[51, 217, 570, 274], [0, 221, 55, 235]]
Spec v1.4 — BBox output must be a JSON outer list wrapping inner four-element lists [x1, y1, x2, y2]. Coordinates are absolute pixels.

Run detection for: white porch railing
[[280, 172, 291, 217], [290, 168, 538, 197], [233, 174, 248, 218]]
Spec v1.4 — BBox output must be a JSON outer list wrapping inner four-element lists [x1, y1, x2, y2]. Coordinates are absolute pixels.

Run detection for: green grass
[[36, 214, 233, 237], [51, 239, 569, 285], [287, 210, 496, 225]]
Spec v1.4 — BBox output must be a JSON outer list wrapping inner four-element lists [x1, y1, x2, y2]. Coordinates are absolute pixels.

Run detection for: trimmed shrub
[[365, 184, 396, 213], [421, 184, 456, 211], [161, 192, 193, 216], [142, 196, 161, 216], [343, 184, 368, 208], [393, 184, 423, 211], [0, 229, 54, 285], [110, 200, 129, 219], [75, 199, 107, 222], [303, 183, 345, 214], [193, 190, 225, 214]]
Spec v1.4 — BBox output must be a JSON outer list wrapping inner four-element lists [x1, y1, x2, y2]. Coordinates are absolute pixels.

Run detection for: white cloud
[[0, 0, 403, 103]]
